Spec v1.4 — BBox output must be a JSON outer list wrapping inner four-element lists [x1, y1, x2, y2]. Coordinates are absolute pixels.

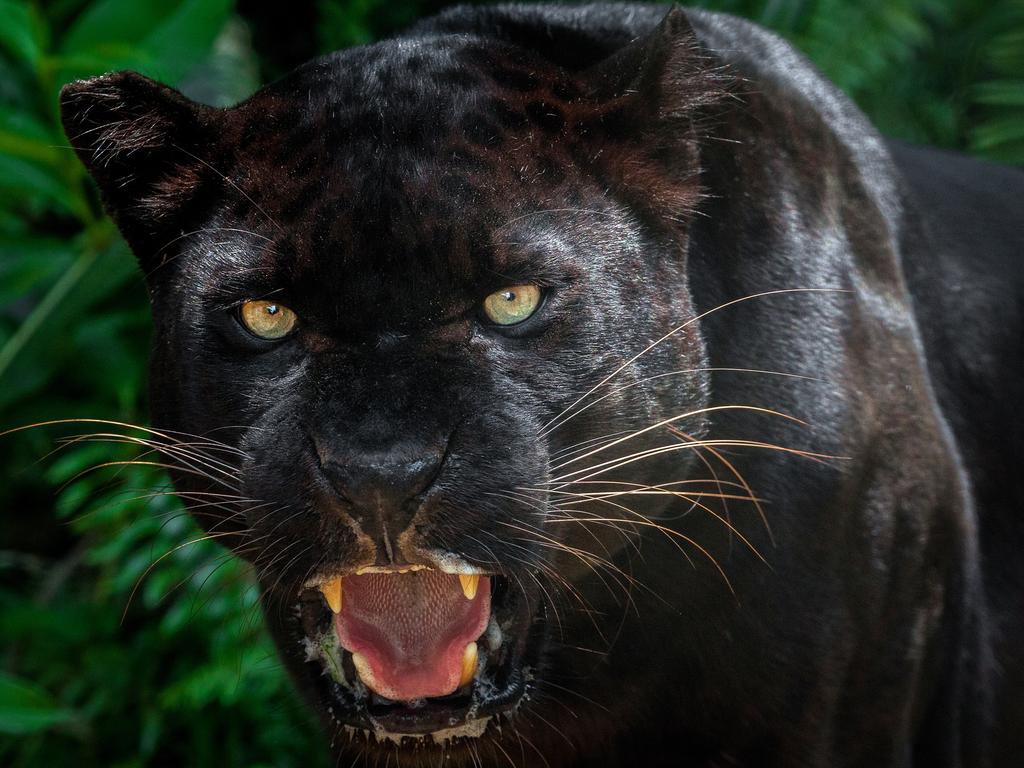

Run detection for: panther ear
[[60, 71, 216, 264], [580, 6, 730, 223]]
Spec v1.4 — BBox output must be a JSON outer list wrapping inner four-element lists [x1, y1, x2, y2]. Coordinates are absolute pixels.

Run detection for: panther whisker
[[122, 529, 260, 622], [492, 493, 665, 628], [494, 488, 645, 579], [154, 500, 274, 537], [54, 430, 245, 468], [49, 431, 246, 463], [522, 693, 579, 751], [496, 518, 646, 605], [146, 489, 262, 504], [249, 536, 317, 626], [58, 459, 240, 495], [541, 489, 696, 571], [478, 530, 590, 621], [54, 432, 243, 483], [1, 418, 250, 457], [169, 143, 284, 233], [549, 488, 759, 505], [540, 288, 845, 436], [187, 560, 269, 638], [539, 476, 757, 534], [474, 534, 573, 633], [484, 493, 619, 616], [545, 511, 736, 593], [155, 548, 248, 617], [255, 504, 314, 542], [541, 365, 823, 439], [549, 404, 808, 473], [548, 430, 634, 462], [535, 477, 752, 492], [549, 486, 767, 564], [529, 688, 587, 725], [489, 733, 523, 768], [667, 424, 773, 542], [533, 678, 612, 714], [669, 426, 738, 550], [261, 543, 316, 611], [522, 565, 569, 645], [514, 732, 553, 768], [551, 439, 840, 486], [498, 517, 640, 594], [251, 533, 309, 577]]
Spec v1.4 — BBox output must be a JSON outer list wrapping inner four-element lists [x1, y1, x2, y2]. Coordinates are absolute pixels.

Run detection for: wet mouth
[[298, 565, 541, 739], [329, 568, 489, 701]]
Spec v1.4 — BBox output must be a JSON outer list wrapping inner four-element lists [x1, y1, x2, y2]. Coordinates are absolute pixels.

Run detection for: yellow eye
[[482, 285, 542, 326], [239, 299, 297, 339]]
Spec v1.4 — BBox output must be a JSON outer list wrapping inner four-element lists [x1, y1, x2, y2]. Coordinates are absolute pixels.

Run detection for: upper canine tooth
[[319, 577, 343, 614], [459, 574, 480, 600], [459, 642, 478, 688]]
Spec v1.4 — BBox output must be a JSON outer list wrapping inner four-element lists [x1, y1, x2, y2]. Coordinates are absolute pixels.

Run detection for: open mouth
[[298, 565, 542, 739]]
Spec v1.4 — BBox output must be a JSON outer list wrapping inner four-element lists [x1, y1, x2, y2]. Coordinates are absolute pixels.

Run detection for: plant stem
[[0, 247, 97, 384]]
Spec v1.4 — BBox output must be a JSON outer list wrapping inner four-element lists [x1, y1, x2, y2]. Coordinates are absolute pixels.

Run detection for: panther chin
[[295, 561, 545, 742]]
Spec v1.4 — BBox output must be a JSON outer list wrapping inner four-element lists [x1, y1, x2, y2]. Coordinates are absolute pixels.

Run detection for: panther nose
[[320, 444, 445, 539]]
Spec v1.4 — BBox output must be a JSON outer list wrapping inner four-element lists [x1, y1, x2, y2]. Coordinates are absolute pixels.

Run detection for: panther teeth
[[459, 642, 478, 688], [459, 574, 480, 600], [320, 578, 343, 614]]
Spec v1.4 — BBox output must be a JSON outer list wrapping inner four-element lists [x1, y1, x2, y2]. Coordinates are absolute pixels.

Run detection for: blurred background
[[0, 0, 1021, 765]]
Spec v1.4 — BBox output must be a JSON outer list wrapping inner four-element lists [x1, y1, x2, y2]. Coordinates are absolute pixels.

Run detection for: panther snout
[[316, 438, 447, 554]]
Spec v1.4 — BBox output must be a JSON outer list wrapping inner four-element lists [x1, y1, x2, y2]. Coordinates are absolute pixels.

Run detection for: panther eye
[[482, 285, 542, 326], [238, 299, 298, 339]]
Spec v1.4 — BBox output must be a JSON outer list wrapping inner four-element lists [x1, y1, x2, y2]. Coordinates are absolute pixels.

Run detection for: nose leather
[[320, 442, 445, 551]]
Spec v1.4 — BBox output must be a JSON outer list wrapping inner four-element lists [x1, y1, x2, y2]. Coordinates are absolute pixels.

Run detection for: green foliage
[[0, 671, 79, 735], [0, 0, 1020, 765], [692, 0, 1024, 162], [1, 457, 323, 766], [0, 1, 324, 765], [969, 0, 1024, 161]]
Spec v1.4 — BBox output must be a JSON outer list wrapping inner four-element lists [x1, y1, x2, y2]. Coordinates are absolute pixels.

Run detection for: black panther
[[58, 3, 1023, 766]]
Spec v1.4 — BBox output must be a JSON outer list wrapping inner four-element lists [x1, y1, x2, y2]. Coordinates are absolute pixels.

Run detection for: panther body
[[60, 4, 1024, 766]]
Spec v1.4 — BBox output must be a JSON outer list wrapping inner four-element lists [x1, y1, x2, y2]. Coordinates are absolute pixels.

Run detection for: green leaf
[[971, 116, 1024, 163], [0, 155, 76, 215], [0, 233, 140, 410], [139, 0, 235, 84], [60, 0, 181, 55], [0, 1, 46, 67], [0, 236, 75, 306], [973, 80, 1024, 107], [59, 0, 234, 86], [0, 672, 77, 734], [989, 29, 1024, 72], [0, 107, 64, 180]]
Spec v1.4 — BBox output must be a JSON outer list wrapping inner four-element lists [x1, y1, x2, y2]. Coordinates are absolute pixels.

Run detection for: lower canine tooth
[[319, 578, 343, 614], [459, 574, 480, 600], [459, 642, 478, 688], [351, 652, 373, 687]]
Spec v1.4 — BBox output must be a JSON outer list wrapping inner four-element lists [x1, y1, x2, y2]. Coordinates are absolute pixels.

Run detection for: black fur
[[59, 4, 1023, 766]]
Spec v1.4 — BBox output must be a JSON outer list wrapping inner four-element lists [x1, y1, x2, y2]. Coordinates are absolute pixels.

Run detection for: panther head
[[60, 7, 750, 761]]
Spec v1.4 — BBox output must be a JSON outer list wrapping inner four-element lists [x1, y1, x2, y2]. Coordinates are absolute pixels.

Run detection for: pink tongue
[[335, 571, 490, 701]]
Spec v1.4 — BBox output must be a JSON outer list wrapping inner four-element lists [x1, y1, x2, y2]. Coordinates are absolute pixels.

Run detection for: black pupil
[[266, 305, 279, 315], [503, 292, 515, 302]]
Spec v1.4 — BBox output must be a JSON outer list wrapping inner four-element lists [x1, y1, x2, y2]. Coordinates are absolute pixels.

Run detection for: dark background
[[1, 0, 1021, 764]]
